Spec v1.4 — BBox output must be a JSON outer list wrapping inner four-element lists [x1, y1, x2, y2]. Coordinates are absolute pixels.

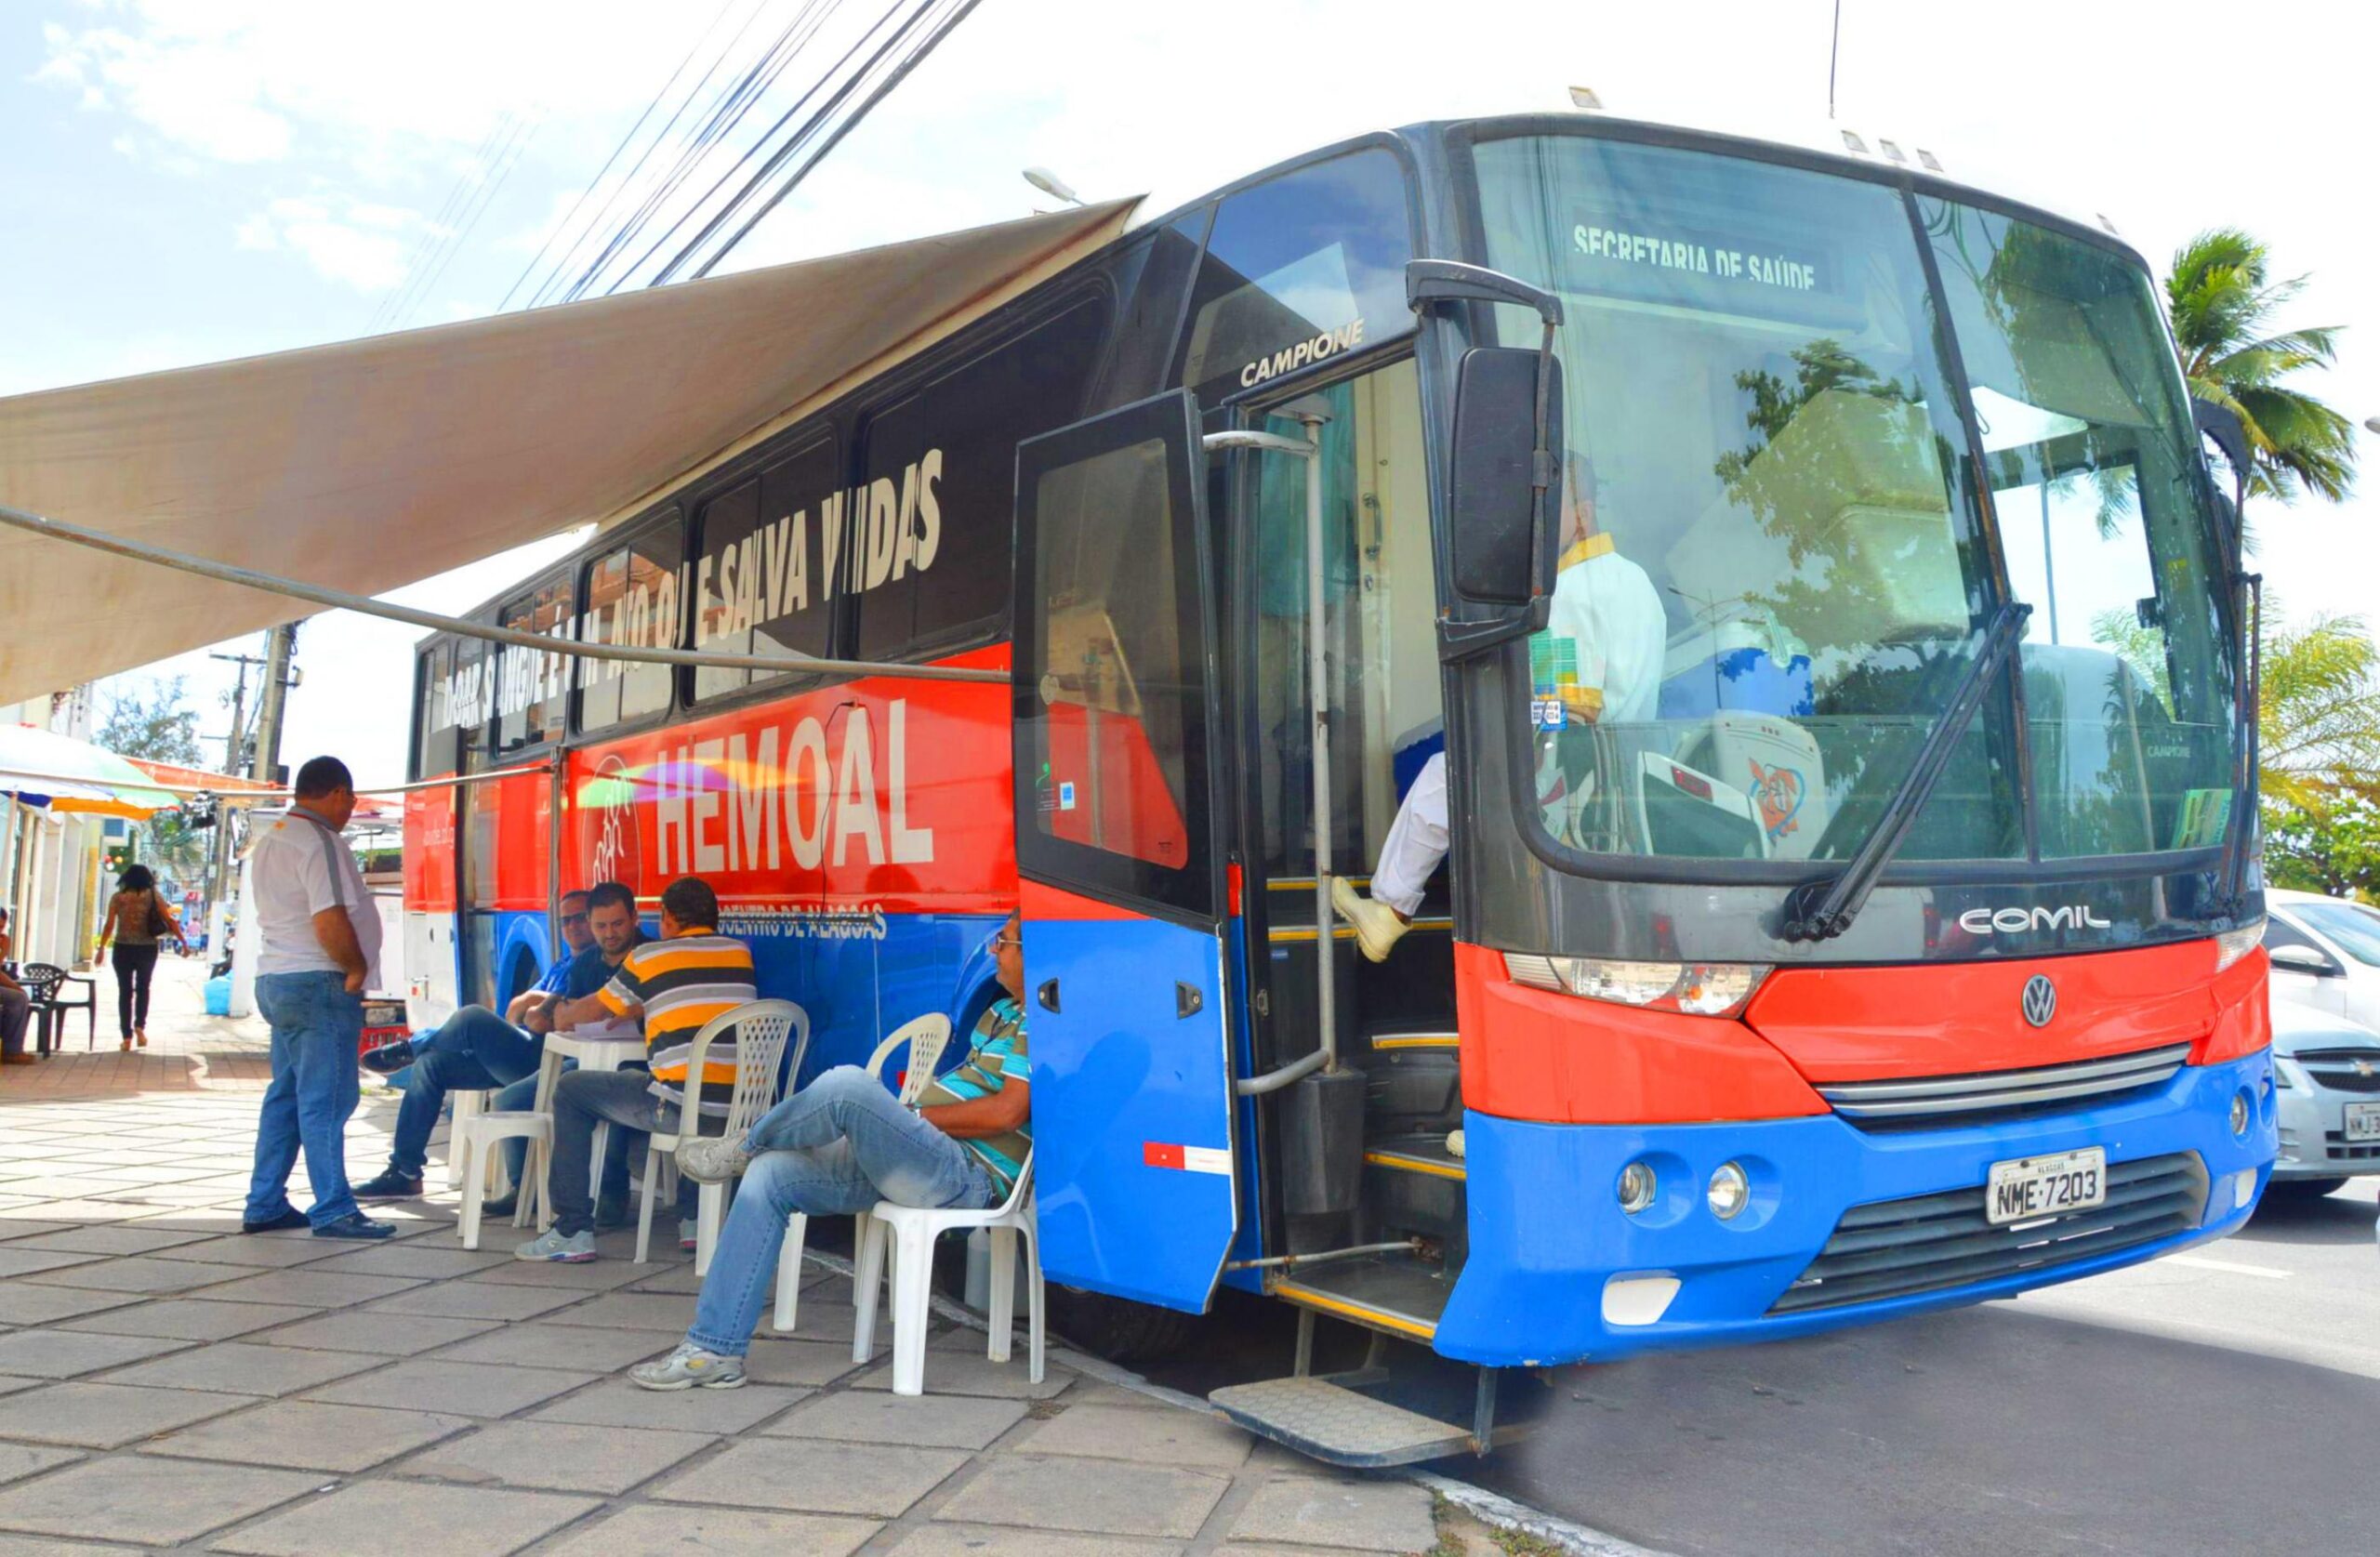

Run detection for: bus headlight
[[1505, 954, 1770, 1018], [1707, 1162, 1751, 1221], [1618, 1161, 1658, 1215], [2213, 922, 2265, 972]]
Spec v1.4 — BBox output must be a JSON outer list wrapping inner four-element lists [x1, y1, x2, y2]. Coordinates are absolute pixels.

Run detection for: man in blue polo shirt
[[352, 882, 643, 1201]]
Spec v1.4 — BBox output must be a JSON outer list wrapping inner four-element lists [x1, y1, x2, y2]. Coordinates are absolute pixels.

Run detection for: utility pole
[[209, 649, 266, 777], [249, 623, 299, 787]]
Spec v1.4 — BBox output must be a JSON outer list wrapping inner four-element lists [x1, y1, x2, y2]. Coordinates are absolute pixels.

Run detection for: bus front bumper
[[1432, 1049, 2276, 1368]]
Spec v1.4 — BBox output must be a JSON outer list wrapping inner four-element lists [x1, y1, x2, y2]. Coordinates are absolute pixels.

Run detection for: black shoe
[[312, 1212, 397, 1241], [481, 1193, 518, 1220], [593, 1198, 630, 1231], [362, 1040, 416, 1076], [241, 1207, 311, 1234], [353, 1170, 422, 1203]]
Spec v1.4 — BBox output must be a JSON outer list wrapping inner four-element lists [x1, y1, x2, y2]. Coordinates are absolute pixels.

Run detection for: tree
[[2165, 229, 2355, 507], [2255, 614, 2380, 812], [96, 677, 202, 767], [2265, 786, 2380, 899]]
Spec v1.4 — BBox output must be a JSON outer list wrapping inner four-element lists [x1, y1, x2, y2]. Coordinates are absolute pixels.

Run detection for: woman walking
[[95, 865, 184, 1051]]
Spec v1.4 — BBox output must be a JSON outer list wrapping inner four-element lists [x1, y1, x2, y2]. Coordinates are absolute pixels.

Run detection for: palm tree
[[2165, 229, 2355, 505], [2256, 614, 2380, 813]]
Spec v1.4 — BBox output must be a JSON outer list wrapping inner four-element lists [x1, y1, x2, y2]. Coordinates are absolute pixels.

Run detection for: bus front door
[[1012, 390, 1238, 1314]]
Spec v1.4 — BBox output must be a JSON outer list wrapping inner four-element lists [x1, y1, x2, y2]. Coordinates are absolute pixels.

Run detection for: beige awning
[[0, 199, 1137, 706]]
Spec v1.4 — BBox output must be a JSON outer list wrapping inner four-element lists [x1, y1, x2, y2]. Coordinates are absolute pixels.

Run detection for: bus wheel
[[1048, 1287, 1202, 1363]]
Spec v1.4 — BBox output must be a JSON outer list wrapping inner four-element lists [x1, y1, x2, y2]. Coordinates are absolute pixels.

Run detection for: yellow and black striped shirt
[[596, 930, 757, 1088]]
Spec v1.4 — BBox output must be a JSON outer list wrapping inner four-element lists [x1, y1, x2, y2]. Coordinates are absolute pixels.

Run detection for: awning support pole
[[0, 502, 1007, 687]]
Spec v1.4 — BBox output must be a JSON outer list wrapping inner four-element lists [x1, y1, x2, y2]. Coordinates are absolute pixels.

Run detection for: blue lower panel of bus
[[1434, 1049, 2277, 1367]]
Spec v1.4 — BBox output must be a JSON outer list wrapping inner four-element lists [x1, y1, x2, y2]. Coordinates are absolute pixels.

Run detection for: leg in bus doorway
[[1331, 751, 1448, 963]]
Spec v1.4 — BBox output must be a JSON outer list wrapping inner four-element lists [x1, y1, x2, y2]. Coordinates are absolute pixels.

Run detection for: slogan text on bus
[[430, 448, 949, 728], [1573, 223, 1819, 291]]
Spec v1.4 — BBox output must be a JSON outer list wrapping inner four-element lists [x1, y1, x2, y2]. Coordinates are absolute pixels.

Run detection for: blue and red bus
[[406, 106, 2275, 1463]]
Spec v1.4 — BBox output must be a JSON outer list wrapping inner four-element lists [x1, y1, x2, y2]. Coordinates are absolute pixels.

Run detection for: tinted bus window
[[1174, 150, 1411, 406], [413, 640, 456, 780], [692, 439, 840, 704], [577, 514, 682, 733], [855, 296, 1110, 661], [453, 634, 496, 774], [496, 574, 572, 757], [1084, 212, 1208, 415]]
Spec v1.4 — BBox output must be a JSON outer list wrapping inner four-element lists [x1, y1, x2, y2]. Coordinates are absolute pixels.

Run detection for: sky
[[5, 0, 2376, 787]]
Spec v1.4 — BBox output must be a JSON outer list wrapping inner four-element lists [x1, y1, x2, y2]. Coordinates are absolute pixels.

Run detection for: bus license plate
[[1986, 1147, 2107, 1225], [2347, 1103, 2380, 1141]]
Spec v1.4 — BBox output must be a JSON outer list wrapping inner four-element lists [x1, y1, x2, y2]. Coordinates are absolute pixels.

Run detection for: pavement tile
[[0, 1224, 75, 1245], [19, 1255, 251, 1293], [0, 1444, 80, 1487], [538, 1291, 699, 1330], [146, 1398, 473, 1472], [0, 1453, 318, 1546], [0, 1384, 42, 1404], [255, 1311, 498, 1356], [773, 1299, 869, 1344], [889, 1528, 1182, 1557], [741, 1337, 878, 1388], [1217, 1546, 1399, 1557], [433, 1325, 672, 1372], [852, 1350, 1071, 1400], [394, 1418, 717, 1495], [367, 1280, 584, 1322], [0, 1327, 193, 1379], [1224, 1478, 1438, 1553], [1015, 1403, 1253, 1469], [59, 1298, 317, 1341], [0, 1285, 141, 1326], [763, 1390, 1026, 1450], [534, 1378, 812, 1433], [193, 1267, 425, 1306], [6, 1199, 176, 1223], [654, 1438, 970, 1518], [210, 1479, 602, 1557], [1241, 1442, 1343, 1480], [308, 1242, 516, 1280], [102, 1339, 383, 1395], [0, 1247, 105, 1279], [0, 1380, 251, 1447], [542, 1504, 879, 1557], [150, 1233, 346, 1267], [466, 1257, 653, 1290], [305, 1358, 599, 1418], [933, 1455, 1231, 1539]]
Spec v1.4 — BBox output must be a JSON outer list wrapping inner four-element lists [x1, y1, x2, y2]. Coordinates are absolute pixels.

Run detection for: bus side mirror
[[1443, 347, 1564, 651]]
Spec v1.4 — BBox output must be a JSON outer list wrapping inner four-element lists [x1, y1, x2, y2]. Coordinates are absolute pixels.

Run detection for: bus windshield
[[1469, 134, 2238, 870]]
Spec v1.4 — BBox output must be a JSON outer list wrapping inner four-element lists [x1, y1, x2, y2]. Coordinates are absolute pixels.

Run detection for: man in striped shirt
[[628, 914, 1029, 1390], [516, 877, 757, 1263]]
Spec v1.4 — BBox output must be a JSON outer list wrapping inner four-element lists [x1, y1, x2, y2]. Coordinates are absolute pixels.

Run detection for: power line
[[377, 108, 544, 331]]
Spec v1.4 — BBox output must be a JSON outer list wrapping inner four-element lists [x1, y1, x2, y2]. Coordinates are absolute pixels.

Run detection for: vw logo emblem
[[2020, 974, 2057, 1028]]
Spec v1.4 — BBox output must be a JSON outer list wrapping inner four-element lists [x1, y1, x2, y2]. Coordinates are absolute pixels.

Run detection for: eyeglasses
[[561, 913, 589, 927], [991, 933, 1022, 950]]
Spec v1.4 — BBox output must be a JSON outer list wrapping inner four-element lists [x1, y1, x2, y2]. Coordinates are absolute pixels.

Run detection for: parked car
[[2264, 889, 2380, 1031], [2267, 996, 2380, 1199]]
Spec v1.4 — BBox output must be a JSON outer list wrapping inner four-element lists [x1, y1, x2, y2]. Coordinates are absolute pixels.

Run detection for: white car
[[2266, 997, 2380, 1198], [2263, 889, 2380, 1030]]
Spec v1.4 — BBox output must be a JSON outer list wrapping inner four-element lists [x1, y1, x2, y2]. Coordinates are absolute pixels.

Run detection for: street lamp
[[1022, 167, 1083, 207], [2364, 416, 2380, 435]]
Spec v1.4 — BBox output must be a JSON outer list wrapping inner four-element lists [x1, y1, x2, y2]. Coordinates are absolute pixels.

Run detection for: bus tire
[[1048, 1287, 1203, 1363]]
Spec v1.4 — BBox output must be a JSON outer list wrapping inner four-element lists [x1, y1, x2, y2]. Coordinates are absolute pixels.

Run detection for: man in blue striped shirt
[[629, 914, 1030, 1391]]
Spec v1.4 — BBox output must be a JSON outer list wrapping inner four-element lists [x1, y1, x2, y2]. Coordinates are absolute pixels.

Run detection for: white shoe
[[1330, 877, 1409, 964]]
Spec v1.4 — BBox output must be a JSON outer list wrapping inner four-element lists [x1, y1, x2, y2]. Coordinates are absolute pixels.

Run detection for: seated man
[[1332, 453, 1665, 961], [514, 876, 756, 1263], [353, 884, 643, 1202], [628, 913, 1027, 1390]]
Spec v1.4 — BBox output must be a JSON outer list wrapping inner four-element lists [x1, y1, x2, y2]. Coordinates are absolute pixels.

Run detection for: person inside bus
[[350, 884, 642, 1203], [624, 913, 1028, 1390], [1331, 453, 1666, 963], [513, 876, 757, 1263]]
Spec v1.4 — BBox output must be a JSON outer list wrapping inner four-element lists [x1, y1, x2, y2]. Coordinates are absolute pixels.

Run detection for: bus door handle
[[1037, 979, 1062, 1014], [1176, 982, 1204, 1019]]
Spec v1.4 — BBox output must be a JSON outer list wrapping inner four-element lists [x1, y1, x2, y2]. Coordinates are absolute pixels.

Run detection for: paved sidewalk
[[0, 966, 1462, 1556]]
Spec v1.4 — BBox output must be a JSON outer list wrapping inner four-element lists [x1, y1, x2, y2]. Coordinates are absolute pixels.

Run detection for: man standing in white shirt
[[240, 756, 393, 1240]]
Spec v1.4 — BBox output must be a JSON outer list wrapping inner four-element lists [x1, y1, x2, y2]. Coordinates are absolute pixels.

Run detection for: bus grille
[[1768, 1152, 2206, 1315], [1814, 1044, 2191, 1128]]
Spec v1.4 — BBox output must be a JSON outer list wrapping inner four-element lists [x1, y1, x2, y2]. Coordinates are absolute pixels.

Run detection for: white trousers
[[1369, 753, 1448, 917]]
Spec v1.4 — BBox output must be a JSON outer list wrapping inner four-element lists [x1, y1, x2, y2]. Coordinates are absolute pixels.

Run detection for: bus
[[404, 104, 2276, 1464]]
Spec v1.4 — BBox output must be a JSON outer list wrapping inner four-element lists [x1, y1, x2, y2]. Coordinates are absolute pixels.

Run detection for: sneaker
[[676, 1136, 751, 1184], [1330, 876, 1410, 964], [679, 1219, 700, 1252], [361, 1039, 417, 1076], [352, 1169, 422, 1202], [629, 1340, 747, 1392], [515, 1228, 597, 1263], [241, 1207, 311, 1234], [312, 1212, 397, 1241]]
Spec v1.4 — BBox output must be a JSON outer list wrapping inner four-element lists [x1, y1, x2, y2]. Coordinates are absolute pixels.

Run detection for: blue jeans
[[686, 1066, 992, 1357], [548, 1068, 696, 1235], [245, 970, 365, 1229], [387, 1007, 543, 1178]]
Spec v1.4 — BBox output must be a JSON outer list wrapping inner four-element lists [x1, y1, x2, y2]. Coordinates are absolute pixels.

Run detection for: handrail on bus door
[[1205, 421, 1345, 1098]]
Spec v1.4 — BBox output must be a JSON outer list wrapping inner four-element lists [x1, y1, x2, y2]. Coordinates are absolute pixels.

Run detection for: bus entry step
[[1209, 1377, 1474, 1468]]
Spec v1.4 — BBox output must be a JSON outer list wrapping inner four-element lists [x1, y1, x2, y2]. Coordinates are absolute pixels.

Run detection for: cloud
[[232, 193, 431, 293]]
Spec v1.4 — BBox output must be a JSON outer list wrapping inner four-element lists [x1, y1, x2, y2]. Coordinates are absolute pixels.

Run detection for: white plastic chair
[[633, 999, 809, 1273], [852, 1149, 1040, 1395], [772, 1013, 951, 1335], [452, 1089, 549, 1250]]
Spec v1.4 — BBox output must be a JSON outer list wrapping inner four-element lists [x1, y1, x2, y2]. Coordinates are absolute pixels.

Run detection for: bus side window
[[1083, 210, 1209, 416], [692, 440, 840, 705], [496, 571, 571, 757], [577, 513, 682, 734], [413, 640, 456, 782]]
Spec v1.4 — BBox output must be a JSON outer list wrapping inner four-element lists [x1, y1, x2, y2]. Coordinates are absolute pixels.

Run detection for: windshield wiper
[[2213, 570, 2264, 918], [1779, 603, 2031, 943]]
